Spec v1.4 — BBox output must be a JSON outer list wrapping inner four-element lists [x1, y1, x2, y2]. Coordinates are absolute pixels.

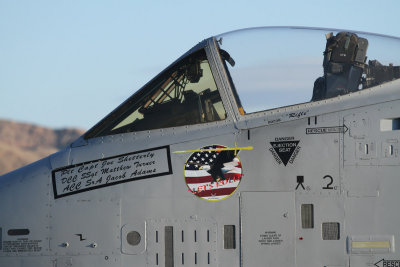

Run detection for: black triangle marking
[[270, 141, 300, 166]]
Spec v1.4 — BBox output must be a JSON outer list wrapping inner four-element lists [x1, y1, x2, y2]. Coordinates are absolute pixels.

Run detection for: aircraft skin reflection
[[1, 27, 400, 267]]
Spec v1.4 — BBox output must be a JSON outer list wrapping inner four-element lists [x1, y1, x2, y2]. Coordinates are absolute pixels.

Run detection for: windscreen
[[85, 49, 226, 139]]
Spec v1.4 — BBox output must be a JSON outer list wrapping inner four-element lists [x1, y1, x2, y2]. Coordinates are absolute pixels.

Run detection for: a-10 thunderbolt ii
[[1, 26, 400, 267]]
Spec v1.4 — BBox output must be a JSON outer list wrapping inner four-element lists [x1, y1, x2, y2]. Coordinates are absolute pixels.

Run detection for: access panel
[[240, 192, 295, 267]]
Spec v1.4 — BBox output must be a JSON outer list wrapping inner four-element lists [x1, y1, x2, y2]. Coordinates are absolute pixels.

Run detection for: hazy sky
[[1, 0, 400, 129]]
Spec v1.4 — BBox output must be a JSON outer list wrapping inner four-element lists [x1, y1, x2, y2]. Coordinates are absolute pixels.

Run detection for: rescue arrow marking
[[374, 259, 400, 267], [306, 125, 348, 135], [173, 142, 253, 155]]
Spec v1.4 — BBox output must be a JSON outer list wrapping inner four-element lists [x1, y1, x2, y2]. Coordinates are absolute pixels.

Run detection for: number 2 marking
[[322, 175, 334, 189]]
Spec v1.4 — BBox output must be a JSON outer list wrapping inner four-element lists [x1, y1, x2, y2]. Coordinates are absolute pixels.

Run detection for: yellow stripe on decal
[[352, 241, 391, 249], [173, 142, 253, 155], [173, 146, 253, 154]]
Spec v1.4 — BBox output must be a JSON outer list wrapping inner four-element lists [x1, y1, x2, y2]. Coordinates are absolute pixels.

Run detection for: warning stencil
[[269, 137, 301, 166]]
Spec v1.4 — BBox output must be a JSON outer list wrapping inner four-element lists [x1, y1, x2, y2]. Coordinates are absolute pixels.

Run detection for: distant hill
[[0, 120, 85, 175]]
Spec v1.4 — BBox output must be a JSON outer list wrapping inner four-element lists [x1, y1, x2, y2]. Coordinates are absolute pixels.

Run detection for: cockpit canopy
[[85, 27, 400, 139], [217, 27, 400, 113]]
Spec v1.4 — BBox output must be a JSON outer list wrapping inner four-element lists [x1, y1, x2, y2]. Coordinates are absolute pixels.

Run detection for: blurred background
[[1, 0, 399, 174]]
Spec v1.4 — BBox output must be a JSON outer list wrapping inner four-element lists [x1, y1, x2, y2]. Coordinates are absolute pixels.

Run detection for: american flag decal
[[184, 145, 243, 201]]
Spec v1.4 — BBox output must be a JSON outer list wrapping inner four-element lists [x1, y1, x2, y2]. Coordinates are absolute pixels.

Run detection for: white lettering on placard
[[52, 146, 171, 198]]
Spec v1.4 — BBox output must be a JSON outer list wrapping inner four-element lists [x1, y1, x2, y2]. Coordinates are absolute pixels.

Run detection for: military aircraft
[[1, 26, 400, 267]]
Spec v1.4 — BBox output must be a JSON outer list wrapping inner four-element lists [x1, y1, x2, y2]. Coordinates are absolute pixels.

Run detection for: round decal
[[184, 145, 243, 201]]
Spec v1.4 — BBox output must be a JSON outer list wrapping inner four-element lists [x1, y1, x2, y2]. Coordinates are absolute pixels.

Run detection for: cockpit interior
[[312, 32, 400, 101]]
